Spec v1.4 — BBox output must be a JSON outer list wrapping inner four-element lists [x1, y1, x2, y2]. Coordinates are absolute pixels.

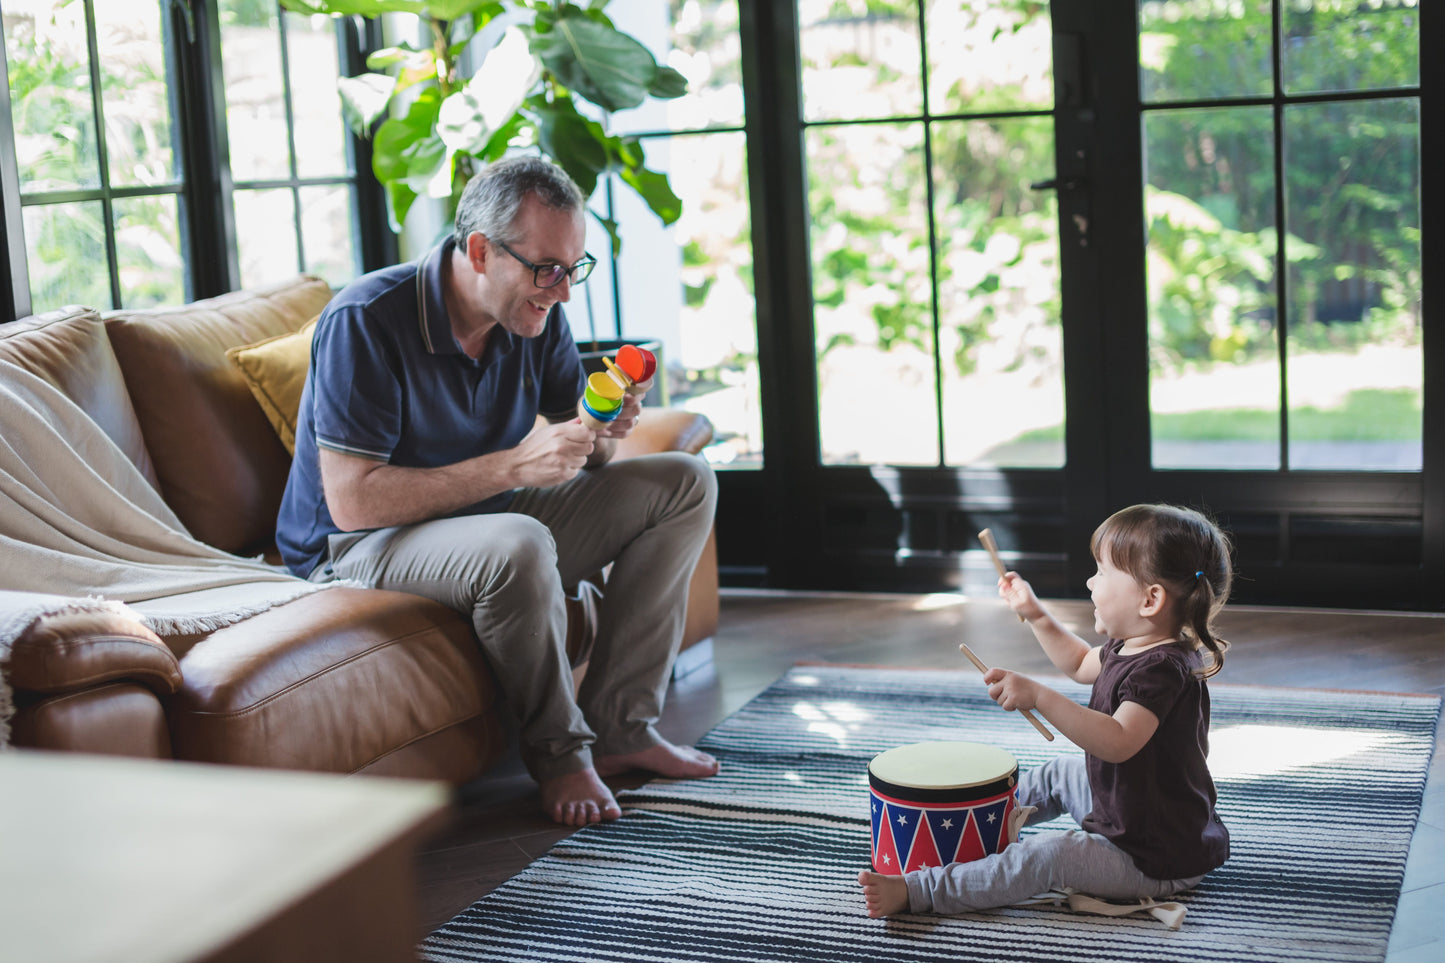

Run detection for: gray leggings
[[904, 755, 1205, 915]]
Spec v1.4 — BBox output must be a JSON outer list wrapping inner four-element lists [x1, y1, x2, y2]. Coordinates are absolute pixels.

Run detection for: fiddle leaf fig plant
[[279, 0, 686, 250]]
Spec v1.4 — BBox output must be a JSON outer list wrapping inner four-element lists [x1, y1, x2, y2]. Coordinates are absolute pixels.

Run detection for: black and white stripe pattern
[[422, 666, 1440, 963]]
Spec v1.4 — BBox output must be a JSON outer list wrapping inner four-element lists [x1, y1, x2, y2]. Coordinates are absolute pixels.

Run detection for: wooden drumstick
[[959, 642, 1054, 741], [979, 528, 1024, 622]]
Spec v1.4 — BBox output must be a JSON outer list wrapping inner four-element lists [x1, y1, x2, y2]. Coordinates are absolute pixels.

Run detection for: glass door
[[799, 0, 1065, 471], [1139, 0, 1421, 474], [1123, 0, 1428, 607]]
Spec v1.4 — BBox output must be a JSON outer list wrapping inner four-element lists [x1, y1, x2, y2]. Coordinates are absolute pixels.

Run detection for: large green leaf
[[426, 0, 504, 20], [533, 94, 609, 158], [401, 136, 449, 192], [436, 87, 492, 154], [372, 88, 442, 182], [365, 44, 423, 70], [480, 112, 528, 164], [280, 1, 424, 14], [529, 9, 658, 112], [386, 181, 419, 233], [619, 164, 682, 225], [649, 65, 688, 100], [534, 106, 606, 197], [337, 73, 396, 137]]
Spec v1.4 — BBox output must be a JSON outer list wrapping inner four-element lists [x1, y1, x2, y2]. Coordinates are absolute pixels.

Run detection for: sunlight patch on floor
[[791, 700, 868, 746], [912, 592, 970, 611], [1210, 723, 1391, 779]]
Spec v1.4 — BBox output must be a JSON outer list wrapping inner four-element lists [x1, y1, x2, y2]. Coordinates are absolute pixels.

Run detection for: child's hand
[[998, 572, 1046, 622], [983, 667, 1039, 713]]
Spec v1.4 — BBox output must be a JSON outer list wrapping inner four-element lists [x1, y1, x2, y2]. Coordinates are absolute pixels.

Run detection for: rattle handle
[[958, 642, 1054, 742]]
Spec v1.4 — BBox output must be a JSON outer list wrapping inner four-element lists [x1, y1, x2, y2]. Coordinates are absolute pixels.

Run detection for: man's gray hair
[[452, 155, 585, 248]]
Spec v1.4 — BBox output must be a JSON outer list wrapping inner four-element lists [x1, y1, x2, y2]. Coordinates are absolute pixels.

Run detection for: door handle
[[1030, 178, 1086, 192]]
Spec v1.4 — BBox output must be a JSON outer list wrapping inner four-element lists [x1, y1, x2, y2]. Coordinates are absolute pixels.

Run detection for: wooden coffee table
[[0, 750, 450, 962]]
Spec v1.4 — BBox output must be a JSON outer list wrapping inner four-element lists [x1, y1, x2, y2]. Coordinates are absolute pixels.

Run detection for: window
[[3, 0, 184, 313], [217, 0, 361, 289], [580, 1, 761, 469], [1, 0, 367, 321], [1140, 0, 1421, 471], [799, 0, 1064, 469]]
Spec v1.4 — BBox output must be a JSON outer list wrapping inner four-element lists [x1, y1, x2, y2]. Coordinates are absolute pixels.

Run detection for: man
[[277, 155, 719, 826]]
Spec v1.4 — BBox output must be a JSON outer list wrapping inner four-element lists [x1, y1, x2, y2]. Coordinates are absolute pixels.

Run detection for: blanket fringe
[[1020, 888, 1188, 930]]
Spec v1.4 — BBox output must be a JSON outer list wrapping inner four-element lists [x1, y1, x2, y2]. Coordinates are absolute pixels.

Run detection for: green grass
[[1007, 387, 1421, 445]]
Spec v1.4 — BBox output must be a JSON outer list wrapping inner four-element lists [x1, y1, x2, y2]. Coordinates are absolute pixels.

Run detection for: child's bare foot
[[539, 767, 622, 826], [858, 869, 910, 918], [595, 740, 720, 779]]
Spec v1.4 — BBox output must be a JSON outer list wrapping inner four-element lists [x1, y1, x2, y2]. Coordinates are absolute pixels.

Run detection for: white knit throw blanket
[[0, 360, 329, 747]]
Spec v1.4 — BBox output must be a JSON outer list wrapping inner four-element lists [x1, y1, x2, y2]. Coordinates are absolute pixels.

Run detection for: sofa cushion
[[0, 306, 159, 489], [167, 587, 498, 776], [103, 276, 334, 554], [225, 316, 318, 455]]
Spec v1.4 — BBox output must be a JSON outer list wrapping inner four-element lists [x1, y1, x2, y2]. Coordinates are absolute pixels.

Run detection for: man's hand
[[510, 420, 595, 487], [594, 392, 643, 440]]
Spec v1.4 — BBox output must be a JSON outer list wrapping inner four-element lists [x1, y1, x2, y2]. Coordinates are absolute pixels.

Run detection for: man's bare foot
[[539, 767, 622, 827], [594, 740, 720, 779], [858, 869, 910, 918]]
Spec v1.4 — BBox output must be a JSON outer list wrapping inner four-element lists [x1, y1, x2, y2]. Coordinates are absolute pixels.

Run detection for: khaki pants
[[315, 452, 717, 781]]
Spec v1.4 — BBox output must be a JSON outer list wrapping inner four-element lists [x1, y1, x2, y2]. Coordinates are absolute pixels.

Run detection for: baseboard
[[672, 637, 714, 680]]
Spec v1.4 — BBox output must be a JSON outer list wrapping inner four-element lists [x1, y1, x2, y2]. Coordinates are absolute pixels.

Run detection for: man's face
[[482, 195, 587, 339]]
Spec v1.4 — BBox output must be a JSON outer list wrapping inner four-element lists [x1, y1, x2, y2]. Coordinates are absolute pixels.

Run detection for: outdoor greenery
[[279, 0, 689, 247], [803, 0, 1419, 381], [1014, 387, 1422, 446], [1140, 0, 1420, 369], [5, 0, 182, 310]]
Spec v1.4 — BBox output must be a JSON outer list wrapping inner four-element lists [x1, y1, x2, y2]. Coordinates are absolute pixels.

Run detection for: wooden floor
[[414, 589, 1445, 960]]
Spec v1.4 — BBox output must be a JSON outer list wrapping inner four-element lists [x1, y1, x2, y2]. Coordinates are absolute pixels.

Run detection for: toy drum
[[868, 741, 1019, 873]]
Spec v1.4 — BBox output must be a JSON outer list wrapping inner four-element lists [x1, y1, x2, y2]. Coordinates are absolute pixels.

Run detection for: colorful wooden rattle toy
[[577, 371, 625, 429], [576, 345, 657, 430], [607, 343, 657, 396]]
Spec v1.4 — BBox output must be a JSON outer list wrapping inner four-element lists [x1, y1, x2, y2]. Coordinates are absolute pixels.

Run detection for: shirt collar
[[415, 235, 523, 366], [416, 237, 458, 356]]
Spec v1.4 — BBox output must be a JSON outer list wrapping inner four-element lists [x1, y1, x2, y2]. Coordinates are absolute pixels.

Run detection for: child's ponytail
[[1182, 567, 1229, 679]]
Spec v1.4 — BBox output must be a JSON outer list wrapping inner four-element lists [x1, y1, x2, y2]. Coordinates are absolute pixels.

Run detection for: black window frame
[[0, 0, 394, 324]]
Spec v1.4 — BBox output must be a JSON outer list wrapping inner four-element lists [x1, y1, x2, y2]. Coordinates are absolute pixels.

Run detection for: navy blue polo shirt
[[276, 238, 586, 577]]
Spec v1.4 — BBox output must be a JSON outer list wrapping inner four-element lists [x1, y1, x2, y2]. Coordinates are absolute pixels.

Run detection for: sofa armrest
[[6, 608, 182, 698], [614, 407, 713, 459]]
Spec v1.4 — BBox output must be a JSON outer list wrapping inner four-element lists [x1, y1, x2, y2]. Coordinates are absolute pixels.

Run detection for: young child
[[859, 503, 1232, 919]]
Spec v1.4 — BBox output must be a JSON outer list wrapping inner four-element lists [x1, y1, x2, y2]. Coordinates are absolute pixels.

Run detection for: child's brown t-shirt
[[1080, 638, 1231, 880]]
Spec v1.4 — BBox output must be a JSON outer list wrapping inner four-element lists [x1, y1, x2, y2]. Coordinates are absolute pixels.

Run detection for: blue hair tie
[[1194, 570, 1204, 580]]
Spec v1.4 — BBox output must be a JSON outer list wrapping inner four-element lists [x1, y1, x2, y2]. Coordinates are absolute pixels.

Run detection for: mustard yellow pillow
[[225, 316, 318, 455]]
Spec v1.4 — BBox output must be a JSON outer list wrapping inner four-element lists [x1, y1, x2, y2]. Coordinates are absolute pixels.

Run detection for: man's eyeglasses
[[493, 239, 596, 289]]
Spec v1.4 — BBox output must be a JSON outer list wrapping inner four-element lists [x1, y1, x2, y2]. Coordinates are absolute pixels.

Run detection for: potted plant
[[280, 0, 687, 253], [282, 1, 687, 399]]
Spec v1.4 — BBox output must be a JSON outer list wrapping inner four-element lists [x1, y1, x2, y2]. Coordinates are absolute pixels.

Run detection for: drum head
[[869, 741, 1017, 800]]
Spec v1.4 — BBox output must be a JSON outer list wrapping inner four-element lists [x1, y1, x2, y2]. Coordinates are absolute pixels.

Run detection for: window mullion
[[341, 14, 397, 272], [81, 0, 121, 309], [276, 5, 306, 275], [169, 0, 238, 298], [0, 36, 30, 322]]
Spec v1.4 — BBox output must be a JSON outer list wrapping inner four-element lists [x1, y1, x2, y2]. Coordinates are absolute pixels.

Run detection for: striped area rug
[[421, 665, 1440, 963]]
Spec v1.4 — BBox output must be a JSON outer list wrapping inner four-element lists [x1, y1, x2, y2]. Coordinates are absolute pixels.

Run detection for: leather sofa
[[0, 275, 718, 784]]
